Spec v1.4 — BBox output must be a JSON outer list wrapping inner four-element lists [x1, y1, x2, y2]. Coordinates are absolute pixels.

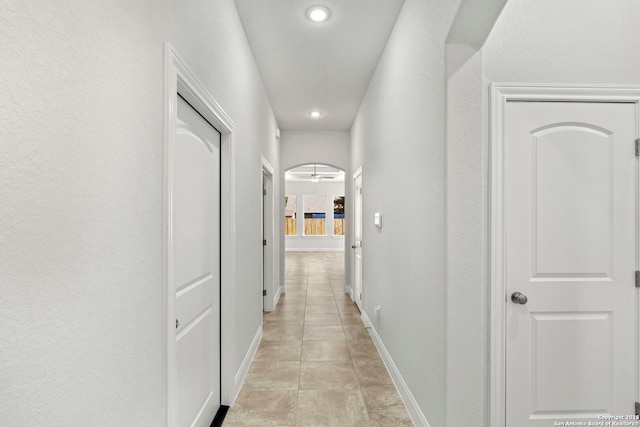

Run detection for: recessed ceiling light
[[309, 110, 323, 118], [306, 6, 331, 23]]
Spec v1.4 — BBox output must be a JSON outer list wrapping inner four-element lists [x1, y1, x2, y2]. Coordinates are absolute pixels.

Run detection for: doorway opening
[[262, 157, 276, 312], [283, 163, 349, 297], [284, 164, 346, 251], [164, 43, 237, 426]]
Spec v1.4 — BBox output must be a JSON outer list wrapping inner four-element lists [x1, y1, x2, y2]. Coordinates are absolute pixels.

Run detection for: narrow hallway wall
[[0, 0, 279, 425], [350, 0, 452, 424]]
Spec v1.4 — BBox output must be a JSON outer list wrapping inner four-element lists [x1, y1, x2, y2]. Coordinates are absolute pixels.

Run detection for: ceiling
[[233, 0, 406, 130]]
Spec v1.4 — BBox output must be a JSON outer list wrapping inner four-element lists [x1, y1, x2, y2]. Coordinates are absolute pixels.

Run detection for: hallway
[[223, 252, 413, 426]]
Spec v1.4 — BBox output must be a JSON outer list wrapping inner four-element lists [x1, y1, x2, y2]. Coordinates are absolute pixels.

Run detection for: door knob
[[176, 319, 180, 329], [511, 292, 528, 305], [351, 245, 356, 249]]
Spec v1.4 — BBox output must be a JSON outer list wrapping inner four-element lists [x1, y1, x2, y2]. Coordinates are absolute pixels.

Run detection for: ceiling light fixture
[[309, 110, 323, 119], [306, 5, 331, 23]]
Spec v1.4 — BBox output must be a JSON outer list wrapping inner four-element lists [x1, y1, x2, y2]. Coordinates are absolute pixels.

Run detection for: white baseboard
[[361, 311, 431, 427], [346, 285, 354, 301], [273, 285, 283, 307], [231, 324, 262, 404]]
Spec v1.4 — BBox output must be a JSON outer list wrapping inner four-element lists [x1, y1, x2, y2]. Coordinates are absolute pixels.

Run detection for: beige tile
[[224, 411, 296, 426], [275, 303, 306, 313], [337, 302, 361, 315], [348, 338, 379, 360], [278, 294, 306, 304], [307, 278, 331, 285], [306, 287, 334, 296], [333, 290, 350, 298], [354, 359, 395, 388], [361, 386, 413, 426], [360, 386, 404, 411], [255, 340, 302, 361], [304, 313, 342, 326], [305, 303, 338, 314], [306, 295, 336, 305], [243, 361, 300, 390], [264, 312, 305, 325], [283, 287, 307, 296], [285, 280, 307, 286], [343, 325, 370, 341], [368, 408, 414, 426], [301, 340, 352, 362], [340, 313, 364, 325], [231, 389, 297, 413], [285, 280, 306, 287], [263, 324, 304, 341], [299, 361, 359, 390], [303, 325, 346, 341], [295, 390, 369, 426]]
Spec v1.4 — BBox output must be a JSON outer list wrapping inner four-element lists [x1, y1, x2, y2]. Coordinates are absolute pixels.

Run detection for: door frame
[[163, 43, 237, 426], [351, 166, 363, 307], [261, 156, 277, 311], [489, 83, 640, 427]]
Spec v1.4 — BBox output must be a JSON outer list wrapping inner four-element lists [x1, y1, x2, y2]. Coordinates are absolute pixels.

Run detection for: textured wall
[[483, 0, 640, 84], [350, 0, 450, 424], [0, 0, 278, 425], [280, 131, 350, 171], [445, 43, 486, 427]]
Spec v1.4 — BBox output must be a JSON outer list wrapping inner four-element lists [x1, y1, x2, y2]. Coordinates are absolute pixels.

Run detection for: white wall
[[350, 0, 452, 425], [0, 1, 279, 425], [280, 131, 350, 171], [285, 180, 345, 251]]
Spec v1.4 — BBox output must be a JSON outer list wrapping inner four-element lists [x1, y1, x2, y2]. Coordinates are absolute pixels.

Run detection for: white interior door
[[504, 101, 637, 426], [174, 95, 221, 427], [262, 172, 269, 311], [353, 170, 363, 310]]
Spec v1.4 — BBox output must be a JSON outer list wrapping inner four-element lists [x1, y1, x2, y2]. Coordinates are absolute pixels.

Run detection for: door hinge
[[263, 289, 267, 296], [359, 293, 362, 300], [635, 401, 640, 416], [263, 188, 267, 196], [635, 138, 639, 157], [636, 271, 640, 288], [263, 239, 267, 246]]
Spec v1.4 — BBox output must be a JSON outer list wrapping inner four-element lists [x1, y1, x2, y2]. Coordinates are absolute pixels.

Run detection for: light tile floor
[[223, 251, 413, 426]]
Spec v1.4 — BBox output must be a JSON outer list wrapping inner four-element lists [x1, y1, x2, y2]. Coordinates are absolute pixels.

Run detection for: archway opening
[[284, 164, 345, 249]]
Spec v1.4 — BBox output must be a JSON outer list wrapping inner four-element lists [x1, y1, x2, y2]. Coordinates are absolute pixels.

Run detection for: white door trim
[[261, 156, 277, 311], [489, 83, 640, 427], [164, 43, 237, 426], [351, 166, 363, 303]]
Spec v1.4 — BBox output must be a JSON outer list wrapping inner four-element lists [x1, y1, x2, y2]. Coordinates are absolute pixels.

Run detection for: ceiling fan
[[308, 164, 335, 182]]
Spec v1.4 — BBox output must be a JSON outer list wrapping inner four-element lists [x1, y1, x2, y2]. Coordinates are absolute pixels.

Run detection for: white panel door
[[505, 101, 637, 426], [353, 171, 363, 310], [174, 95, 221, 427]]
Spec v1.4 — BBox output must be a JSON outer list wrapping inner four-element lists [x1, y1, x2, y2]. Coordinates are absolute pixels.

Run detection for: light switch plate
[[374, 212, 382, 229]]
